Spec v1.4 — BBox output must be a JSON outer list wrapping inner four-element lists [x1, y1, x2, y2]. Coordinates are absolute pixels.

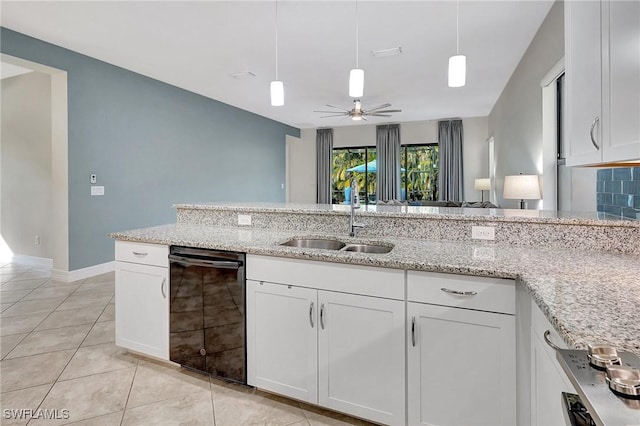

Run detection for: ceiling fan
[[314, 99, 401, 121]]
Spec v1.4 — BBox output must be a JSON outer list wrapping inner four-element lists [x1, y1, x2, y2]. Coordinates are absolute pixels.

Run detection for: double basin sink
[[280, 238, 393, 254]]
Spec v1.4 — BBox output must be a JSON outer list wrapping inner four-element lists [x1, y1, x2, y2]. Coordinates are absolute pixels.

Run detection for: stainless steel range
[[556, 344, 640, 426]]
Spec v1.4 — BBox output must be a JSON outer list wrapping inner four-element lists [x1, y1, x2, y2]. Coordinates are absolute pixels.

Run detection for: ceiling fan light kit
[[448, 0, 466, 88]]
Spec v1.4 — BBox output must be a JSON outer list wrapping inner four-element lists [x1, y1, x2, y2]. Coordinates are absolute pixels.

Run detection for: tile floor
[[0, 262, 373, 426]]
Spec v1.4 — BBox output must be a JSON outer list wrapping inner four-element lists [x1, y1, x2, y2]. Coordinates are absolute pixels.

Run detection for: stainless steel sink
[[280, 238, 346, 250], [342, 243, 393, 254]]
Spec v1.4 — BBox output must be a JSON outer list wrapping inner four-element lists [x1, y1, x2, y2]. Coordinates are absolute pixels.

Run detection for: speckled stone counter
[[110, 222, 640, 356]]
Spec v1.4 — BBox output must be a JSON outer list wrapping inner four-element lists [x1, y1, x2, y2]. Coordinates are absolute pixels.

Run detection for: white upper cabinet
[[565, 0, 640, 166]]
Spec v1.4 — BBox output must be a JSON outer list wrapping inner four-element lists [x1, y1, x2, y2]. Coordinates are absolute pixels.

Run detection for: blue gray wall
[[1, 28, 300, 270], [596, 168, 640, 220]]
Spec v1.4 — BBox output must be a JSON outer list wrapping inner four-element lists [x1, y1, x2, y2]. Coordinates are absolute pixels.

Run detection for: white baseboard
[[11, 254, 54, 268], [52, 261, 115, 283]]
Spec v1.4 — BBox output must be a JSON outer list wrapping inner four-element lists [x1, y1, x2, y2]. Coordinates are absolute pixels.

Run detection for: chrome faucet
[[349, 178, 364, 237]]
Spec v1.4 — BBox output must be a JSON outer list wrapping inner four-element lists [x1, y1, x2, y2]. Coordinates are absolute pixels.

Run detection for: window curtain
[[376, 124, 402, 201], [316, 128, 333, 204], [438, 119, 464, 201]]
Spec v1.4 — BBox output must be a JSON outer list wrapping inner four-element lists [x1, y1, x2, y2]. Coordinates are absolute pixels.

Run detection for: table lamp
[[474, 178, 491, 202], [503, 174, 541, 209]]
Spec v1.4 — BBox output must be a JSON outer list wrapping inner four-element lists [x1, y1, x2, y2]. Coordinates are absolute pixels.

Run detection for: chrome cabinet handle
[[132, 251, 148, 256], [441, 288, 478, 296], [411, 316, 416, 347], [590, 116, 600, 150], [161, 278, 166, 299], [309, 302, 314, 328], [320, 303, 325, 330], [543, 330, 561, 351]]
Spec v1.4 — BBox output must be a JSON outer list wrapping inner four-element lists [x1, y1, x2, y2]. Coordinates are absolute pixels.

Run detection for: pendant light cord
[[275, 0, 279, 80], [355, 0, 359, 69], [456, 0, 459, 55]]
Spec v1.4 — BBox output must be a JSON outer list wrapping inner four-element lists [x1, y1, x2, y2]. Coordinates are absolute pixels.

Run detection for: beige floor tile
[[5, 324, 91, 359], [1, 333, 28, 359], [81, 320, 114, 347], [126, 360, 210, 409], [301, 403, 374, 426], [1, 298, 65, 318], [74, 281, 114, 295], [56, 293, 112, 311], [65, 411, 123, 425], [22, 285, 79, 301], [29, 367, 136, 425], [0, 384, 52, 426], [13, 270, 51, 280], [35, 307, 103, 331], [122, 391, 214, 426], [211, 386, 306, 426], [0, 313, 47, 336], [82, 272, 115, 284], [59, 342, 138, 381], [0, 290, 33, 303], [97, 304, 115, 322], [1, 303, 13, 312], [0, 349, 75, 392], [40, 279, 83, 288], [0, 274, 22, 283], [0, 279, 47, 291]]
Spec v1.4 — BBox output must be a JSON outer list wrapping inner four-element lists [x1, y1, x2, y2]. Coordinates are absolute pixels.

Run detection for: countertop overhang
[[110, 222, 640, 356]]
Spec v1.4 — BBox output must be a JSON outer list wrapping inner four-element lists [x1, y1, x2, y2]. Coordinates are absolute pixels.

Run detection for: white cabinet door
[[565, 0, 604, 166], [246, 280, 318, 404], [115, 261, 169, 359], [603, 0, 640, 162], [407, 302, 516, 426], [318, 291, 405, 426]]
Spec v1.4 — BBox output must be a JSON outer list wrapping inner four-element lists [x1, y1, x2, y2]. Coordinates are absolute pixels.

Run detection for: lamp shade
[[503, 175, 541, 200], [474, 178, 491, 191], [448, 54, 466, 87], [349, 68, 364, 97], [270, 81, 284, 106]]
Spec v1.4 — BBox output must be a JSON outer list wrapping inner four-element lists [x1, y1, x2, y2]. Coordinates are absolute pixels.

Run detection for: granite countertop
[[110, 223, 640, 356]]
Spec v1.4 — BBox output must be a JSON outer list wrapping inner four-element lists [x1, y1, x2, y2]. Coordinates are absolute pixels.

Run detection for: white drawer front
[[407, 271, 515, 315], [115, 241, 168, 267], [247, 255, 404, 300]]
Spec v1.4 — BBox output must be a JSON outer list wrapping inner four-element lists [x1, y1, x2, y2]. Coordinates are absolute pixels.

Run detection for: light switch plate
[[91, 186, 105, 196], [471, 226, 495, 240], [238, 214, 252, 226]]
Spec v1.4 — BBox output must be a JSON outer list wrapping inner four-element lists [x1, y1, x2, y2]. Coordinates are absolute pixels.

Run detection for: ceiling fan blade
[[314, 110, 347, 114], [320, 114, 349, 118], [325, 104, 350, 112], [369, 109, 402, 114], [368, 114, 392, 117], [366, 103, 392, 112], [361, 116, 368, 121]]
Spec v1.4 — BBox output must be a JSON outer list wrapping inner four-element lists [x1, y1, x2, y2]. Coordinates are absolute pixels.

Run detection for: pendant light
[[448, 0, 466, 88], [349, 0, 364, 98], [270, 0, 284, 106]]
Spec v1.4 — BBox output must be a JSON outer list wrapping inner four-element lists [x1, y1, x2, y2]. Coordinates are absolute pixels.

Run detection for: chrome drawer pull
[[543, 330, 561, 351], [132, 251, 148, 256], [320, 303, 325, 330], [309, 301, 314, 328], [590, 116, 600, 150], [441, 288, 477, 296], [161, 278, 167, 299]]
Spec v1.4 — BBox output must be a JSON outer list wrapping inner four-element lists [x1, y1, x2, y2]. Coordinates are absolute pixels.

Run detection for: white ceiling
[[1, 1, 554, 129], [0, 60, 33, 79]]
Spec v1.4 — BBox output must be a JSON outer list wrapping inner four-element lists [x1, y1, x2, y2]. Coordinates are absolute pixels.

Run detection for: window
[[331, 144, 438, 204], [402, 144, 439, 202], [331, 147, 376, 204]]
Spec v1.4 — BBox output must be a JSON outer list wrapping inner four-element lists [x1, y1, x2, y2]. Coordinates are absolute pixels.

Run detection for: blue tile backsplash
[[597, 167, 640, 219]]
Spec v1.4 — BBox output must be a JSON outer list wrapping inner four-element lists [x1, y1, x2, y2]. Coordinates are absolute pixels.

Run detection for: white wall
[[1, 71, 54, 258], [287, 117, 489, 203]]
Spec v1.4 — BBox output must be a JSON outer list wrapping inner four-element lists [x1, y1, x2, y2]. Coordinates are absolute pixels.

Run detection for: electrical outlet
[[238, 214, 252, 226], [471, 226, 495, 241], [90, 174, 97, 184]]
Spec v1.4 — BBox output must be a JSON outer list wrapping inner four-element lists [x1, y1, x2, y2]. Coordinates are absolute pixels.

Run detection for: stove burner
[[605, 365, 640, 399], [587, 344, 621, 370]]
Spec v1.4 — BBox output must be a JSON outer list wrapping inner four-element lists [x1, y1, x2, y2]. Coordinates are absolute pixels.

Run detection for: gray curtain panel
[[376, 124, 402, 202], [438, 119, 464, 201], [316, 128, 333, 204]]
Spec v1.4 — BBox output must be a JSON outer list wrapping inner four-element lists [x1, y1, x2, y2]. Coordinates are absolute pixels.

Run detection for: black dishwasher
[[168, 246, 246, 384]]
